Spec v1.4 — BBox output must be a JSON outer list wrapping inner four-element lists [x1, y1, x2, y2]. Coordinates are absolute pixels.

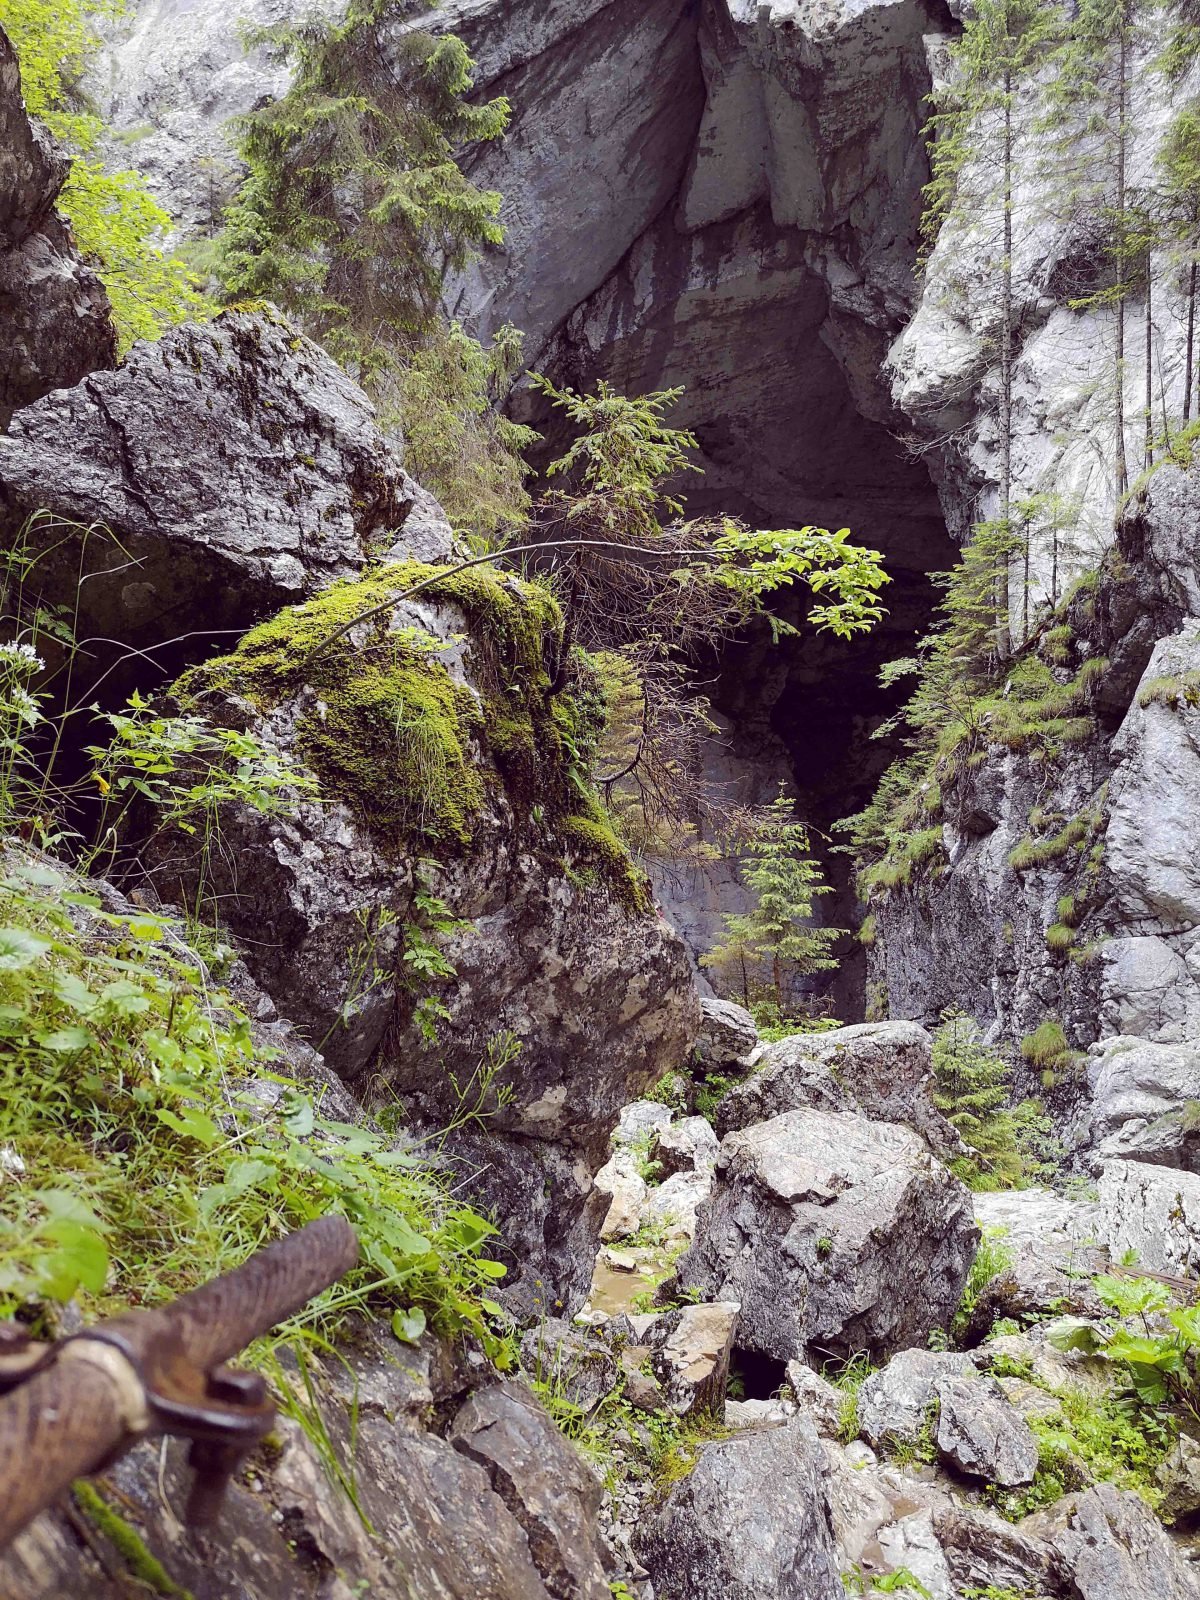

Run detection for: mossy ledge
[[177, 561, 652, 909]]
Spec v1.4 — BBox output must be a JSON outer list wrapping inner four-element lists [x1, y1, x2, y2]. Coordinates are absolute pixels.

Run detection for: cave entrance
[[523, 220, 955, 1022]]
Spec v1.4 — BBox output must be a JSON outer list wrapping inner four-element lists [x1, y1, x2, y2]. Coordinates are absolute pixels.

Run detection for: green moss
[[72, 1482, 194, 1598], [1008, 816, 1090, 871], [859, 913, 877, 948], [861, 826, 946, 896], [562, 801, 652, 916], [1045, 922, 1076, 953]]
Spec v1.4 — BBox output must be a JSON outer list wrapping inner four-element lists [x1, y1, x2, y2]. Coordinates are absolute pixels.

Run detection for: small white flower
[[0, 1146, 26, 1177], [0, 641, 44, 674]]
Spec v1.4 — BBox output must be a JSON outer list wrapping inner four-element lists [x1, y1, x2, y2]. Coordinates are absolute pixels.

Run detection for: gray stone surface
[[634, 1417, 843, 1600], [138, 583, 697, 1313], [785, 1360, 843, 1439], [934, 1375, 1039, 1487], [650, 1116, 720, 1179], [858, 1349, 976, 1451], [448, 1380, 611, 1600], [715, 1021, 958, 1157], [1083, 1036, 1200, 1169], [678, 1109, 977, 1362], [0, 310, 445, 658], [695, 995, 759, 1069], [0, 29, 116, 427], [1050, 1484, 1200, 1600], [519, 1319, 619, 1414], [1097, 1159, 1200, 1278]]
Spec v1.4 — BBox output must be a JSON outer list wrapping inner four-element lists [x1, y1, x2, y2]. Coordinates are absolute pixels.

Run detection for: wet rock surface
[[634, 1418, 843, 1600]]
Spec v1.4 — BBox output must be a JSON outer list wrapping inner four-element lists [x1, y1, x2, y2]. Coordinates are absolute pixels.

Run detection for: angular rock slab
[[449, 1381, 611, 1600], [0, 309, 444, 657], [715, 1021, 958, 1160], [648, 1301, 739, 1418], [0, 31, 116, 426], [934, 1374, 1039, 1487], [678, 1108, 977, 1362], [634, 1417, 843, 1600], [1098, 1159, 1200, 1277], [1050, 1484, 1200, 1600], [858, 1349, 976, 1451]]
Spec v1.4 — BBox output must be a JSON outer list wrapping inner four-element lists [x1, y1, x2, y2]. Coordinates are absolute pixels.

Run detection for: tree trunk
[[1114, 8, 1130, 497], [1186, 258, 1196, 425], [1145, 267, 1154, 470]]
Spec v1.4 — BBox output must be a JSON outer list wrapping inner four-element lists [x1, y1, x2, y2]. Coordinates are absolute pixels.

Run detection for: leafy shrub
[[1, 0, 209, 350]]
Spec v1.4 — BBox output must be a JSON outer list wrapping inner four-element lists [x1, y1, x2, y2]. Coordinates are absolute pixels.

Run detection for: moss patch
[[178, 562, 646, 903], [72, 1481, 194, 1598]]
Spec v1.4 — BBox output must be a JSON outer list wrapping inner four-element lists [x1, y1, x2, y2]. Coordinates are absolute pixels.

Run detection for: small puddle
[[587, 1252, 675, 1317]]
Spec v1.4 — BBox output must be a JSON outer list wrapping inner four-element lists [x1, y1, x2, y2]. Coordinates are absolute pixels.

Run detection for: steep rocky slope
[[5, 5, 1200, 1598]]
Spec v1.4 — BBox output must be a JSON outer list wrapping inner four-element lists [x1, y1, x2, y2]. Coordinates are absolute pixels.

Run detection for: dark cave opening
[[521, 227, 956, 1022], [729, 1346, 789, 1402]]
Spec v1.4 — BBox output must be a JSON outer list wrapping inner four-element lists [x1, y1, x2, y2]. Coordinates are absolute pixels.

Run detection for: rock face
[[1083, 1036, 1200, 1170], [715, 1020, 958, 1157], [1097, 1159, 1200, 1277], [677, 1108, 977, 1361], [448, 1381, 612, 1600], [0, 1329, 608, 1600], [633, 1418, 843, 1600], [0, 28, 116, 427], [0, 310, 443, 680]]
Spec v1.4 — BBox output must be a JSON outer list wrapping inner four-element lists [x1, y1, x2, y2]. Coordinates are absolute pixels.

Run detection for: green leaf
[[155, 1107, 221, 1147], [0, 927, 51, 971], [392, 1306, 427, 1345], [37, 1026, 94, 1052]]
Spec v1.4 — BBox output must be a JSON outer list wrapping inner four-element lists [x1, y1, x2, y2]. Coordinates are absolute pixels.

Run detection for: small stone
[[604, 1248, 639, 1272]]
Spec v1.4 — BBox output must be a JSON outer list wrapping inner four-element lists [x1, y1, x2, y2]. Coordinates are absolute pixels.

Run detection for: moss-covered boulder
[[149, 560, 698, 1311]]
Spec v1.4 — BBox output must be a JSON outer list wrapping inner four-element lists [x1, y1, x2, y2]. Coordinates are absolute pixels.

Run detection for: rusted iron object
[[0, 1213, 358, 1549]]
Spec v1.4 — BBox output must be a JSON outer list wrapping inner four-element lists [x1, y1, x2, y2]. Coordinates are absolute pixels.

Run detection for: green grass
[[953, 1227, 1015, 1340], [0, 851, 510, 1362]]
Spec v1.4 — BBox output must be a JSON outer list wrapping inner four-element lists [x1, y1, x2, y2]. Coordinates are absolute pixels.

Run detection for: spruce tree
[[702, 791, 844, 1015], [933, 1010, 1027, 1187], [1158, 102, 1200, 424], [218, 0, 509, 378]]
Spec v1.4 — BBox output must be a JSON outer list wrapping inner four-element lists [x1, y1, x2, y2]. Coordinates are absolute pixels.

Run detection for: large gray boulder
[[141, 570, 698, 1312], [695, 996, 760, 1070], [857, 1349, 976, 1451], [1082, 1036, 1200, 1170], [1097, 1159, 1200, 1277], [677, 1109, 977, 1362], [0, 29, 116, 427], [633, 1417, 843, 1600], [1048, 1484, 1200, 1600], [0, 309, 446, 662], [715, 1021, 958, 1159]]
